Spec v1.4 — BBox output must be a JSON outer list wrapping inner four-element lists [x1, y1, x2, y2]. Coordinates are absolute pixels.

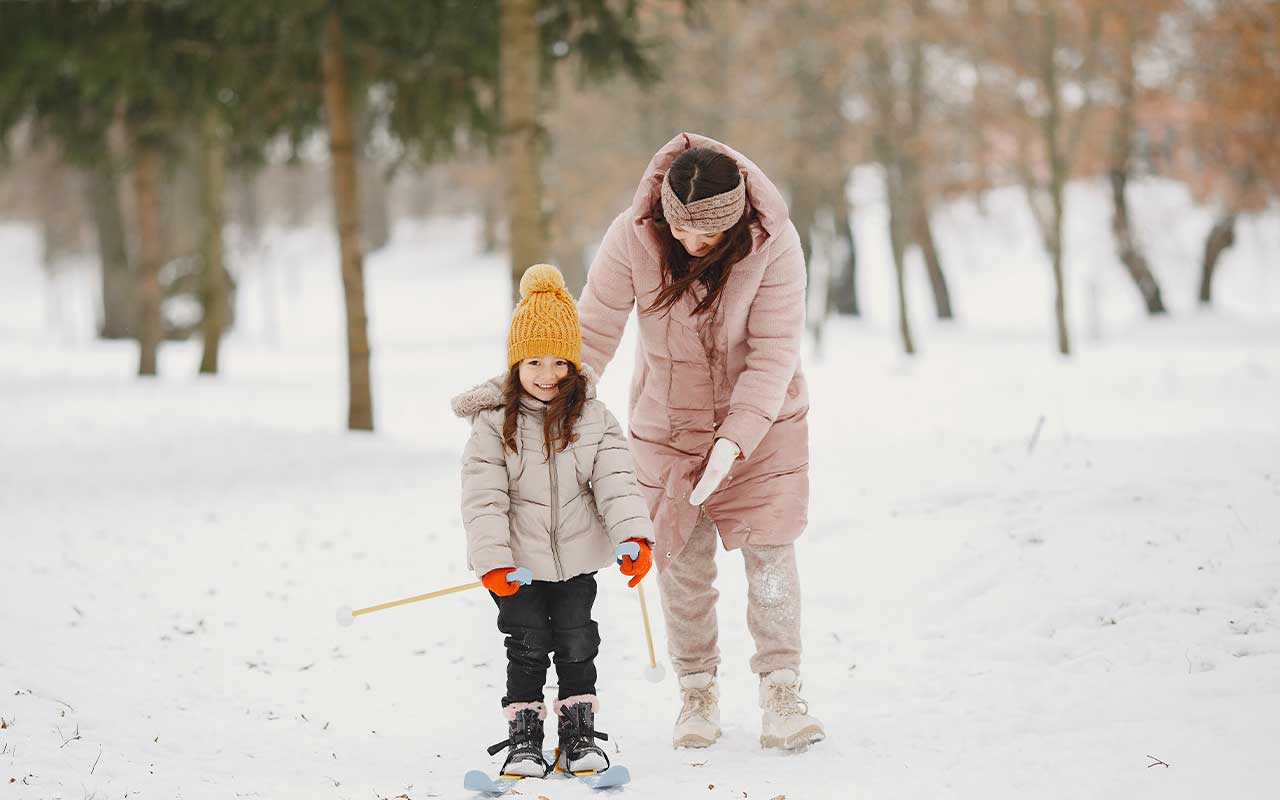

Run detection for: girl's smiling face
[[518, 355, 570, 402]]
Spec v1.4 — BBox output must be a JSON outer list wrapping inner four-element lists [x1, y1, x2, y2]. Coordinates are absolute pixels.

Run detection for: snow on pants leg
[[742, 542, 802, 676], [491, 573, 600, 706], [658, 510, 803, 677]]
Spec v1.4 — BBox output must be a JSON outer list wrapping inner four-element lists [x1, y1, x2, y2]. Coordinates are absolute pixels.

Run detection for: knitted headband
[[660, 170, 747, 233]]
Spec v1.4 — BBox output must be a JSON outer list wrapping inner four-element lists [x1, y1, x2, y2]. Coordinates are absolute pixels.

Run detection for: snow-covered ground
[[2, 179, 1278, 800]]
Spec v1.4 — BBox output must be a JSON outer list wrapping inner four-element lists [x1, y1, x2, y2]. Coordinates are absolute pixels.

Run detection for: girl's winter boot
[[553, 696, 610, 773], [486, 703, 550, 777]]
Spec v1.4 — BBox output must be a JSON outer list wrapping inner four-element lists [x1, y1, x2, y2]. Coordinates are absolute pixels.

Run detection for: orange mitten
[[482, 568, 522, 597], [617, 538, 652, 588]]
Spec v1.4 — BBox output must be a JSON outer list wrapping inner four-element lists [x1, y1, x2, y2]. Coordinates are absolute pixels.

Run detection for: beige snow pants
[[657, 510, 803, 677]]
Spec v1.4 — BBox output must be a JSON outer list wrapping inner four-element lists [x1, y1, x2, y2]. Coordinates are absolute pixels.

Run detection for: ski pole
[[336, 567, 533, 626], [616, 540, 665, 683], [637, 580, 666, 682]]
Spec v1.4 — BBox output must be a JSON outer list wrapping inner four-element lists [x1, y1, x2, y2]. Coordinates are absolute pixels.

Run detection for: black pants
[[491, 572, 600, 706]]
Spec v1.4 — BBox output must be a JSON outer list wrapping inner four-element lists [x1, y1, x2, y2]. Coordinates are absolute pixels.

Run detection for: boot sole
[[552, 745, 610, 774], [673, 731, 721, 748], [557, 756, 610, 773], [760, 725, 825, 751], [501, 753, 550, 778], [500, 765, 549, 778]]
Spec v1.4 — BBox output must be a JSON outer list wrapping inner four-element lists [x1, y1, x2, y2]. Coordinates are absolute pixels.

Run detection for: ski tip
[[579, 764, 630, 788], [606, 765, 631, 783], [463, 770, 495, 792]]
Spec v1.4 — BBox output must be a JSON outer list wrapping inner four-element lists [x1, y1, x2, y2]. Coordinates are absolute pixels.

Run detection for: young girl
[[452, 264, 656, 778]]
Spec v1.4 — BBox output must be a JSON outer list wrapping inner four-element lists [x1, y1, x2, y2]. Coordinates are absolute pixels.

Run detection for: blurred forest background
[[1, 0, 1276, 430]]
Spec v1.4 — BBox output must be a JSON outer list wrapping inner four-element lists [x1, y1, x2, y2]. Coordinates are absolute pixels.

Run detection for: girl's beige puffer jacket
[[452, 367, 655, 582]]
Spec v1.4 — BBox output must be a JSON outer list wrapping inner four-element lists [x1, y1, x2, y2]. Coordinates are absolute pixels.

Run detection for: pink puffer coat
[[577, 133, 810, 570]]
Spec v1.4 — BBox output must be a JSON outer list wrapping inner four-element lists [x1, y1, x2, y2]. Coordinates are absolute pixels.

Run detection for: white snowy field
[[2, 179, 1279, 800]]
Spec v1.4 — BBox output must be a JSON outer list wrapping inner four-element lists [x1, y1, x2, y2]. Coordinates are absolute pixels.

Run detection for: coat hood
[[628, 132, 792, 248]]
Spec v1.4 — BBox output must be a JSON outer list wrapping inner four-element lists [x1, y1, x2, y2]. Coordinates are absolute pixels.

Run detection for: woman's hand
[[689, 438, 741, 505], [616, 538, 652, 587]]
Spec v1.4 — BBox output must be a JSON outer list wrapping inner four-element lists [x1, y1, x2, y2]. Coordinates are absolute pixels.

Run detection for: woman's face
[[670, 224, 724, 257], [518, 355, 570, 402]]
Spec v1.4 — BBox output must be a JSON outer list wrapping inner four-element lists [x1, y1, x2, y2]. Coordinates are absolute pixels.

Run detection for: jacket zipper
[[548, 446, 564, 580]]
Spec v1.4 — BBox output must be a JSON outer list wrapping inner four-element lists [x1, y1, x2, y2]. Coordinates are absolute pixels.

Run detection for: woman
[[577, 133, 823, 750]]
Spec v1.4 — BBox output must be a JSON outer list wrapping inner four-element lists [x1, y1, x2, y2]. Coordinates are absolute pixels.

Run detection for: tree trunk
[[1198, 212, 1236, 304], [198, 111, 232, 375], [873, 127, 915, 354], [1108, 16, 1166, 315], [914, 199, 953, 319], [131, 143, 164, 376], [867, 7, 914, 355], [86, 159, 134, 340], [828, 190, 859, 316], [1049, 179, 1070, 355], [904, 0, 951, 322], [500, 0, 547, 306], [969, 0, 992, 212], [1040, 9, 1071, 356], [1108, 169, 1166, 314], [886, 168, 915, 355], [321, 8, 375, 431], [789, 186, 817, 273]]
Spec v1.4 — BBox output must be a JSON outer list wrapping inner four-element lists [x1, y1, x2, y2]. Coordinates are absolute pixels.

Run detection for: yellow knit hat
[[507, 264, 582, 369]]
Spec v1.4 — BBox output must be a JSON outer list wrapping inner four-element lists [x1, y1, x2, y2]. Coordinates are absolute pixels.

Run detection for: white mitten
[[688, 438, 741, 506]]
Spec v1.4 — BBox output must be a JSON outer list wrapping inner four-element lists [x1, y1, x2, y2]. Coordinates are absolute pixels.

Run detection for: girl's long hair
[[502, 362, 588, 459], [646, 147, 756, 317]]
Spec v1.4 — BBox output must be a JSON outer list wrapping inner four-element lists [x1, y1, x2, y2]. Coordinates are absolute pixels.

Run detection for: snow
[[1, 179, 1278, 800]]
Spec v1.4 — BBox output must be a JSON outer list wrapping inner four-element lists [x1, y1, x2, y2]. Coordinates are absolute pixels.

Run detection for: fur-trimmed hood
[[451, 363, 600, 419]]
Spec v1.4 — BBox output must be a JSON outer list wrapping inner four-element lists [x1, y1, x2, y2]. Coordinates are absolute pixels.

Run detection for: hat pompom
[[519, 264, 566, 299]]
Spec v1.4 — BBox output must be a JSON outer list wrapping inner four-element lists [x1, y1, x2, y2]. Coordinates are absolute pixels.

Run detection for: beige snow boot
[[673, 672, 721, 748], [758, 669, 825, 750]]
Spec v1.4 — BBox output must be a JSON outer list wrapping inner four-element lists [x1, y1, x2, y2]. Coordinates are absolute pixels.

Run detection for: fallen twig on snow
[[1026, 415, 1046, 455], [57, 724, 81, 748], [1146, 754, 1170, 768], [1228, 504, 1250, 534]]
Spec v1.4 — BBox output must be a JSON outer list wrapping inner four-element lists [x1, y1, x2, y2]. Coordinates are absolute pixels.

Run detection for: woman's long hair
[[502, 362, 588, 459], [647, 147, 756, 317]]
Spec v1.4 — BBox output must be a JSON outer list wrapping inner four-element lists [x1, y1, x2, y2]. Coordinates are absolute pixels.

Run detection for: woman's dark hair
[[647, 147, 756, 317], [502, 361, 587, 459]]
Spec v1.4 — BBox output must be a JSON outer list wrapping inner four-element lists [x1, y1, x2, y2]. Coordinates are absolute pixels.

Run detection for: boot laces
[[679, 685, 715, 724], [764, 681, 809, 717]]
